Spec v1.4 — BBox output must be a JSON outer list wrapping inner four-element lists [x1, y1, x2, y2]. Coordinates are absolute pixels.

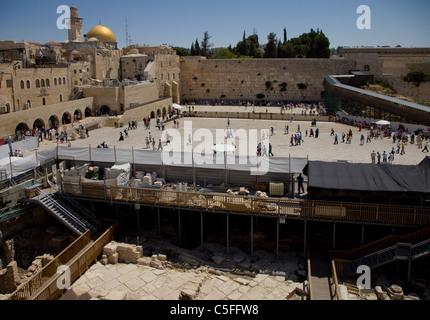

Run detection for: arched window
[[46, 79, 50, 87], [20, 80, 25, 89], [58, 78, 62, 85], [63, 77, 66, 85], [54, 78, 57, 86], [42, 98, 46, 106], [5, 103, 10, 113], [26, 80, 30, 89], [41, 79, 45, 87], [59, 94, 63, 103], [27, 100, 31, 109], [36, 79, 40, 88]]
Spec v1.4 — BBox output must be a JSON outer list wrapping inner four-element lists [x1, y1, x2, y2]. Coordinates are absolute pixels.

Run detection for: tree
[[200, 31, 213, 58], [190, 42, 196, 56], [194, 38, 201, 56], [264, 32, 278, 58], [238, 31, 248, 56], [173, 47, 190, 56], [283, 28, 287, 44]]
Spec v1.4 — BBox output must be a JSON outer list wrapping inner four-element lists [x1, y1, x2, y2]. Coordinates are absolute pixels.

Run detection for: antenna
[[125, 19, 133, 47]]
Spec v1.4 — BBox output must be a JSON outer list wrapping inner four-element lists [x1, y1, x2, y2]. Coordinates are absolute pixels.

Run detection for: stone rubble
[[61, 239, 309, 301]]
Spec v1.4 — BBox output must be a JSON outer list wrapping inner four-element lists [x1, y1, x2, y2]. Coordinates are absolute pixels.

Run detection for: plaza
[[33, 105, 429, 167]]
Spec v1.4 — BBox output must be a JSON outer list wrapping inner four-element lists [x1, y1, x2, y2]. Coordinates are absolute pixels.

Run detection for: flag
[[40, 48, 43, 57]]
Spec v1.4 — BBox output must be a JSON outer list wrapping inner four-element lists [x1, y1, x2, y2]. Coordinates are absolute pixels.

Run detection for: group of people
[[371, 149, 396, 164], [257, 142, 274, 157]]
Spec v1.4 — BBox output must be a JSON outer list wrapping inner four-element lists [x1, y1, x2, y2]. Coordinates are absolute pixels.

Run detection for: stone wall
[[380, 75, 430, 105], [180, 57, 356, 103], [0, 65, 72, 111], [0, 97, 94, 138], [82, 82, 159, 113]]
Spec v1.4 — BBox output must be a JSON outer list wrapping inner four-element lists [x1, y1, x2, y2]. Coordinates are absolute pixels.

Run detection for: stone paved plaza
[[34, 105, 428, 166], [62, 239, 307, 301]]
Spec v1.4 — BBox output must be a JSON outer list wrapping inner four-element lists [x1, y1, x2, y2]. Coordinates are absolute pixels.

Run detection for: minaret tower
[[68, 5, 83, 42]]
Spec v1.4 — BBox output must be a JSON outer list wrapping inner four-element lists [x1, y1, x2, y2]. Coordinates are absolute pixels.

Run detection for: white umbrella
[[211, 144, 235, 153], [172, 103, 182, 110], [375, 120, 391, 126]]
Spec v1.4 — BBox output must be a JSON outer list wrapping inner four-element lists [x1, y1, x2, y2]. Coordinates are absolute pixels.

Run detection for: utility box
[[269, 181, 284, 197], [25, 183, 43, 198]]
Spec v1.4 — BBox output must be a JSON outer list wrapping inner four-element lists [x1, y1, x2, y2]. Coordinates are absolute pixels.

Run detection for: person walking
[[334, 134, 339, 145], [377, 152, 381, 164], [401, 141, 406, 155], [423, 141, 429, 153], [297, 174, 305, 194], [371, 151, 376, 164], [382, 151, 388, 163], [269, 143, 274, 157]]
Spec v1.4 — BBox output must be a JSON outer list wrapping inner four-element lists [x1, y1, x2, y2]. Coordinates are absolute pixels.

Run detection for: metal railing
[[57, 191, 97, 227], [38, 189, 88, 232], [330, 226, 430, 262]]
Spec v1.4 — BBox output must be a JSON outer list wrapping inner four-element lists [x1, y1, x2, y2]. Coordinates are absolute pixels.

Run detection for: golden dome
[[86, 25, 116, 43]]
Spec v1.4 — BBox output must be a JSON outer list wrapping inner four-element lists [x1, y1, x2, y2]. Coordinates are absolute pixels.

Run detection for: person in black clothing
[[297, 174, 305, 194]]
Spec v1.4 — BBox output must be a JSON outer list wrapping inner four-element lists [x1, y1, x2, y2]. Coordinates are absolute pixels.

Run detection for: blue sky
[[0, 0, 429, 49]]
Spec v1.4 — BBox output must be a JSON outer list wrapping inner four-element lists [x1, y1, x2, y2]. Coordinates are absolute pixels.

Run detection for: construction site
[[0, 104, 429, 301]]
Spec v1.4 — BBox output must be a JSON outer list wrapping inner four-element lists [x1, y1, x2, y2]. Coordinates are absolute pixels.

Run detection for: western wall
[[179, 57, 357, 103]]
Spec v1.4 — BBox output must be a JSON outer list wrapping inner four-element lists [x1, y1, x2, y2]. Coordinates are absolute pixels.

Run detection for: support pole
[[251, 215, 254, 256], [407, 261, 411, 287], [178, 209, 182, 247], [304, 220, 307, 259], [157, 207, 161, 236], [200, 211, 204, 248], [226, 213, 229, 254], [276, 218, 280, 259], [136, 208, 140, 232], [333, 223, 336, 249], [361, 225, 365, 245]]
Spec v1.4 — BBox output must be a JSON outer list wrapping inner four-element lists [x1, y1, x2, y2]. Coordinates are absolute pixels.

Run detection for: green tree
[[173, 47, 190, 56], [211, 48, 238, 59], [194, 38, 201, 56], [264, 32, 277, 58]]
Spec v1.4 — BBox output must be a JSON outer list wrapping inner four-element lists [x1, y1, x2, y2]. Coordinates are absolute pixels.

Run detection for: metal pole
[[407, 261, 411, 287], [178, 209, 182, 247], [157, 207, 161, 235], [361, 225, 365, 245], [333, 223, 336, 249], [200, 211, 204, 247], [304, 220, 307, 259], [226, 213, 229, 254], [89, 144, 91, 162], [251, 215, 254, 256], [136, 209, 140, 232], [276, 218, 280, 259]]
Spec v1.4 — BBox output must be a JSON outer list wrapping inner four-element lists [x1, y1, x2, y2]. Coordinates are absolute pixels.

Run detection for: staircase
[[343, 240, 430, 277], [31, 189, 97, 236]]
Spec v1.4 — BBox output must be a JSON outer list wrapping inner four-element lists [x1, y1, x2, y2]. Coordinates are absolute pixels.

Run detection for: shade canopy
[[375, 120, 391, 126], [211, 144, 236, 153], [172, 103, 183, 110]]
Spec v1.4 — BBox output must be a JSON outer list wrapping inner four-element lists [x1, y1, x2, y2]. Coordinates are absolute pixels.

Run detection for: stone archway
[[74, 109, 83, 122], [156, 109, 161, 118], [62, 112, 72, 125], [33, 119, 45, 130], [85, 107, 92, 117], [150, 111, 155, 119], [100, 105, 110, 115], [162, 107, 167, 116], [49, 115, 59, 129], [15, 123, 29, 133]]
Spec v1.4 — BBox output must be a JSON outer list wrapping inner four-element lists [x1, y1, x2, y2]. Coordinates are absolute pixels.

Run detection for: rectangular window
[[6, 80, 12, 88]]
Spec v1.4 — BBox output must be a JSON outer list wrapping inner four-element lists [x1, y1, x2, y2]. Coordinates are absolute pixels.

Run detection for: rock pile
[[102, 241, 143, 265]]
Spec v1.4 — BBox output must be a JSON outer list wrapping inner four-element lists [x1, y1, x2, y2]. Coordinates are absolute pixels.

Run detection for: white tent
[[375, 120, 391, 126], [211, 144, 236, 153], [172, 103, 183, 110]]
